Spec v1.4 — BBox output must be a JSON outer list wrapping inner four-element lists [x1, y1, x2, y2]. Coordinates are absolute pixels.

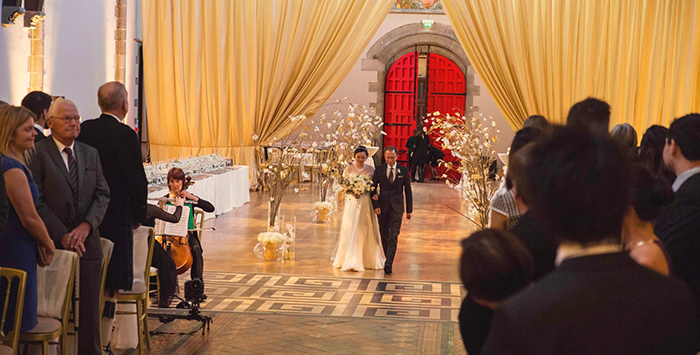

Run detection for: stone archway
[[361, 22, 480, 121]]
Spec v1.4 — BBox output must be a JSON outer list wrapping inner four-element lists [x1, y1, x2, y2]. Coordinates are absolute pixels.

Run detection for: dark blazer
[[77, 114, 148, 226], [31, 137, 110, 260], [482, 252, 698, 355], [371, 163, 412, 214], [655, 173, 700, 335], [34, 127, 46, 142], [509, 212, 557, 281]]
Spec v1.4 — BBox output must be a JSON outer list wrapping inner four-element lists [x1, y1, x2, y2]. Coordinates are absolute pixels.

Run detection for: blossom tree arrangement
[[424, 111, 501, 230]]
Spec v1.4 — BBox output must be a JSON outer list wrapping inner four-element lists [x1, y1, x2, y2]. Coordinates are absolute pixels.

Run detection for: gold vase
[[317, 209, 329, 222], [263, 242, 280, 261], [337, 190, 346, 201]]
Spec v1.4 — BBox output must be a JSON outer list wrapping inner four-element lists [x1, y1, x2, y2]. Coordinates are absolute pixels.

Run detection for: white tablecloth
[[148, 165, 250, 219]]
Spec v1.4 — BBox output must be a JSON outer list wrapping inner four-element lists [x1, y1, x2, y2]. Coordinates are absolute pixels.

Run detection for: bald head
[[98, 81, 128, 118]]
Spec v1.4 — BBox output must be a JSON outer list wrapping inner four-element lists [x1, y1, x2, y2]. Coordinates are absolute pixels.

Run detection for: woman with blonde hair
[[0, 105, 56, 332]]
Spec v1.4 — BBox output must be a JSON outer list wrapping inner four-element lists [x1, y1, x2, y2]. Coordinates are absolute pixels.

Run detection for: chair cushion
[[23, 316, 62, 334], [0, 345, 13, 355], [119, 281, 148, 295]]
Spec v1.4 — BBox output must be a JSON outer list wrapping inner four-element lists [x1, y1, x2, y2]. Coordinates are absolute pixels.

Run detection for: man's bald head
[[97, 81, 128, 118]]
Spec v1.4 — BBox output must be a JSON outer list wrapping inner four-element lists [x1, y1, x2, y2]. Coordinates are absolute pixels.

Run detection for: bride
[[332, 146, 386, 271]]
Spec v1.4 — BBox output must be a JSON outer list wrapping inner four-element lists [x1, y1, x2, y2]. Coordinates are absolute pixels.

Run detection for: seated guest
[[30, 99, 110, 355], [506, 143, 557, 281], [622, 165, 673, 275], [21, 91, 52, 142], [638, 125, 676, 183], [522, 114, 551, 133], [655, 113, 700, 340], [165, 168, 214, 293], [458, 229, 533, 355], [0, 105, 56, 332], [489, 127, 542, 231], [611, 123, 638, 158], [482, 127, 698, 355], [566, 97, 610, 134]]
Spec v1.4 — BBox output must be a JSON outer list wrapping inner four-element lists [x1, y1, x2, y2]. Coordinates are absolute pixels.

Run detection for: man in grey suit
[[31, 98, 110, 355]]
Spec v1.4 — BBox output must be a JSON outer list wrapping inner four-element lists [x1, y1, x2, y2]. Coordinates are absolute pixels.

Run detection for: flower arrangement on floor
[[341, 174, 374, 198], [312, 201, 335, 223], [424, 110, 502, 230], [256, 231, 286, 261]]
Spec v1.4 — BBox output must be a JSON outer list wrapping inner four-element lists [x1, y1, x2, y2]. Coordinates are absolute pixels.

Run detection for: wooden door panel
[[385, 52, 417, 165]]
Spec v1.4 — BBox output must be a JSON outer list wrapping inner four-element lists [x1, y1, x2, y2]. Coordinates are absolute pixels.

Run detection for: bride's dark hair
[[354, 146, 368, 157]]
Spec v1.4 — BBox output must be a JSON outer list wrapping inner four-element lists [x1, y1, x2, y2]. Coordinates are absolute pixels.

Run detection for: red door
[[384, 51, 466, 178], [384, 52, 416, 165], [426, 53, 466, 180]]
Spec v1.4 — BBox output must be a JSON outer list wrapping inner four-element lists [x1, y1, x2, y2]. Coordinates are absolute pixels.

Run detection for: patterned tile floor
[[180, 271, 465, 322]]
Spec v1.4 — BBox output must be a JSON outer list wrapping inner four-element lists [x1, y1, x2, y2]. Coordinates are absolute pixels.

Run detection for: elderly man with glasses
[[30, 98, 110, 355]]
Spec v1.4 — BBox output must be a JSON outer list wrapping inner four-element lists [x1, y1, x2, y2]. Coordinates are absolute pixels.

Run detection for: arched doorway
[[384, 50, 466, 178]]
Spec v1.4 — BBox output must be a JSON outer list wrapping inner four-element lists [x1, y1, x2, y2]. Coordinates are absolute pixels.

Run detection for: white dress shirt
[[672, 166, 700, 192], [34, 123, 45, 135], [53, 137, 76, 171]]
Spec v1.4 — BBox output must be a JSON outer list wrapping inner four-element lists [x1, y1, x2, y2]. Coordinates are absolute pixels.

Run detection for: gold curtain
[[442, 0, 700, 131], [142, 0, 393, 165]]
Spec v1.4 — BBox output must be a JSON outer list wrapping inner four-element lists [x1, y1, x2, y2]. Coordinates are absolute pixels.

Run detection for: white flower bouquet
[[313, 201, 334, 212], [342, 174, 374, 197], [257, 231, 285, 245]]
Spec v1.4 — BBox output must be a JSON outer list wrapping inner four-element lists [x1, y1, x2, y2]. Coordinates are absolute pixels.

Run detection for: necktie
[[389, 167, 395, 183], [63, 147, 78, 201]]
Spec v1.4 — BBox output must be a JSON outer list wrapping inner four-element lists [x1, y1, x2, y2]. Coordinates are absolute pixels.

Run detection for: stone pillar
[[28, 17, 45, 92], [115, 0, 127, 83]]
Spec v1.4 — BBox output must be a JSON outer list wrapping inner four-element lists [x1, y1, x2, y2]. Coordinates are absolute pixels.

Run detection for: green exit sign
[[422, 19, 434, 29]]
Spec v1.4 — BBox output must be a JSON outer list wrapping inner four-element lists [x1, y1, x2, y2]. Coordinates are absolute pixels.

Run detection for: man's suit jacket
[[655, 173, 700, 333], [77, 114, 148, 226], [371, 164, 412, 214], [481, 252, 698, 355], [34, 127, 46, 142], [31, 137, 110, 260]]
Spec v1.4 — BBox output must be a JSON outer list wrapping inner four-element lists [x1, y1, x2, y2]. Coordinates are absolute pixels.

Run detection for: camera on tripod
[[184, 278, 205, 304]]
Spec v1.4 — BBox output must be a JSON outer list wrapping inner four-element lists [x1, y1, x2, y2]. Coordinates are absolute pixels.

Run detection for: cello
[[154, 198, 195, 275]]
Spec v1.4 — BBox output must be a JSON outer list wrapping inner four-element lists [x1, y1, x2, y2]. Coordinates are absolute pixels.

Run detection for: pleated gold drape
[[442, 0, 700, 131], [142, 0, 393, 165]]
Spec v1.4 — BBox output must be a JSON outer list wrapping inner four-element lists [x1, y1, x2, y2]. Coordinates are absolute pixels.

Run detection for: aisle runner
[[168, 271, 464, 322]]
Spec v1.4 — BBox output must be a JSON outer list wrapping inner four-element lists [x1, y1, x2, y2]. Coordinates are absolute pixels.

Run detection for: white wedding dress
[[332, 163, 386, 271]]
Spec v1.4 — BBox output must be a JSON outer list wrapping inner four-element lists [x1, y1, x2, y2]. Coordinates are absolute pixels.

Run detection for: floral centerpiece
[[144, 154, 229, 185], [424, 111, 502, 230], [341, 174, 374, 198], [257, 231, 286, 261], [312, 201, 334, 223]]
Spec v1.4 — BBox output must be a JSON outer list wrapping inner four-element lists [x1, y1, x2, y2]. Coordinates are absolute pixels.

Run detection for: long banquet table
[[147, 165, 250, 220]]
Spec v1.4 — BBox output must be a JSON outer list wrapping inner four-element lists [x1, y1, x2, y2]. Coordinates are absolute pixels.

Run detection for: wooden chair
[[0, 267, 27, 355], [116, 228, 155, 355], [19, 250, 78, 355]]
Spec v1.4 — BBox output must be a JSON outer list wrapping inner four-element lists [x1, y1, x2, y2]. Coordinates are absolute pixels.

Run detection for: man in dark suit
[[655, 113, 700, 340], [77, 81, 147, 347], [31, 99, 110, 355], [482, 127, 697, 355], [371, 146, 412, 275], [21, 91, 52, 142]]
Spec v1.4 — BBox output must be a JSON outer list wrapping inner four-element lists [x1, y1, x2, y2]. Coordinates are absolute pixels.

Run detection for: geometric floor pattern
[[168, 271, 465, 322]]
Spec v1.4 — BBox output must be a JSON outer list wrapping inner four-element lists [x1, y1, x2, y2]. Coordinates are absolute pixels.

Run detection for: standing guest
[[458, 229, 533, 355], [0, 105, 56, 332], [408, 128, 430, 182], [164, 168, 214, 289], [76, 81, 147, 347], [427, 144, 444, 181], [638, 125, 675, 183], [405, 129, 418, 182], [522, 114, 551, 133], [21, 91, 52, 142], [30, 99, 110, 355], [566, 97, 611, 134], [655, 113, 700, 340], [506, 143, 557, 281], [489, 127, 542, 231], [622, 165, 673, 275], [611, 123, 638, 158], [482, 127, 698, 355]]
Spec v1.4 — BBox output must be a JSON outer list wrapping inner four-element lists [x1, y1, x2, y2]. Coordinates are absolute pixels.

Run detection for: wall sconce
[[24, 10, 44, 27], [1, 5, 25, 26]]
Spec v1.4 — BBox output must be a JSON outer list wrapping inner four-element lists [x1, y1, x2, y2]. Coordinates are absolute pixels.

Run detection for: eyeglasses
[[49, 116, 81, 123]]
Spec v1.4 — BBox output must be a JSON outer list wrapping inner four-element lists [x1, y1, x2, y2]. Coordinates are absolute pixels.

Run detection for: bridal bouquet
[[342, 174, 374, 198]]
